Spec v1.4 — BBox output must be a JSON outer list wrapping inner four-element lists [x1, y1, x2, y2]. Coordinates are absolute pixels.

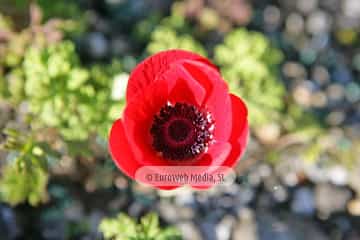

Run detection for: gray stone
[[216, 215, 236, 240], [158, 200, 180, 223], [0, 205, 20, 239], [291, 187, 315, 216], [86, 32, 108, 59], [199, 221, 217, 240], [176, 221, 202, 240], [233, 208, 257, 240], [315, 183, 352, 218], [296, 0, 318, 14], [306, 11, 331, 34], [256, 211, 328, 240]]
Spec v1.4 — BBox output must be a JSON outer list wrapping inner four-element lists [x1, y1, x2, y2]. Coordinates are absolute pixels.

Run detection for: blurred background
[[0, 0, 360, 239]]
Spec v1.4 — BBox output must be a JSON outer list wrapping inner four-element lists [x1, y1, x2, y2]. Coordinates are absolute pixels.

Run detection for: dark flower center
[[150, 102, 214, 160], [168, 119, 192, 142]]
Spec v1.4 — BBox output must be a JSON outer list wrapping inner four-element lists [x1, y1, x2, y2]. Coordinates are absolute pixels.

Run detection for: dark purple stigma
[[150, 102, 214, 160]]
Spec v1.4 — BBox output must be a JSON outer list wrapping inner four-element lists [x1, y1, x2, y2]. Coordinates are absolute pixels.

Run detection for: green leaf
[[214, 28, 285, 126], [99, 213, 182, 240]]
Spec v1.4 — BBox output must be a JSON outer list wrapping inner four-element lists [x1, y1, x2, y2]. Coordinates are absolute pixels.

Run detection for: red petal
[[126, 50, 217, 102], [123, 78, 170, 167], [182, 60, 232, 141], [221, 94, 249, 168], [191, 95, 248, 189], [190, 142, 231, 189], [109, 119, 142, 178], [109, 121, 181, 189], [196, 141, 231, 166], [161, 63, 206, 106], [153, 185, 181, 190]]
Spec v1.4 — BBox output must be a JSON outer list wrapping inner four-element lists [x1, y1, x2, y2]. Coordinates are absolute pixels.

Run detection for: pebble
[[64, 200, 84, 221], [300, 48, 317, 65], [158, 201, 180, 223], [234, 185, 255, 205], [232, 208, 257, 240], [310, 91, 327, 108], [283, 62, 307, 79], [257, 192, 276, 209], [110, 36, 131, 56], [247, 171, 261, 187], [41, 216, 66, 240], [199, 221, 217, 240], [305, 164, 329, 183], [105, 0, 126, 5], [342, 0, 360, 18], [291, 187, 315, 216], [257, 211, 328, 240], [326, 84, 345, 102], [352, 53, 360, 71], [286, 13, 304, 35], [86, 32, 108, 59], [293, 83, 313, 107], [306, 11, 331, 35], [311, 65, 330, 86], [347, 199, 360, 216], [272, 185, 288, 203], [296, 0, 318, 14], [257, 164, 272, 179], [128, 202, 146, 218], [176, 221, 202, 240], [310, 33, 329, 50], [264, 5, 281, 29], [263, 175, 280, 193], [333, 65, 352, 84], [216, 215, 236, 240], [88, 210, 105, 237], [0, 205, 20, 239], [281, 171, 299, 187], [327, 166, 348, 186], [345, 82, 360, 103], [349, 165, 360, 196], [254, 123, 281, 144], [173, 188, 195, 205], [319, 0, 338, 11], [315, 183, 352, 218], [326, 111, 346, 126]]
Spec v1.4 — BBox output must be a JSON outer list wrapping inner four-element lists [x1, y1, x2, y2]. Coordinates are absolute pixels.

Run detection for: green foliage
[[0, 13, 13, 31], [35, 0, 87, 35], [0, 4, 84, 102], [0, 128, 49, 206], [0, 161, 48, 206], [214, 28, 285, 126], [133, 14, 162, 44], [99, 212, 182, 240], [1, 0, 83, 21], [36, 0, 82, 21], [147, 26, 206, 56], [22, 41, 124, 140], [0, 7, 122, 141], [147, 14, 206, 56], [0, 13, 27, 101]]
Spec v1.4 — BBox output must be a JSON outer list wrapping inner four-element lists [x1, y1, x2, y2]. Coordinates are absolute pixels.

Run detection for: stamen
[[150, 102, 214, 160]]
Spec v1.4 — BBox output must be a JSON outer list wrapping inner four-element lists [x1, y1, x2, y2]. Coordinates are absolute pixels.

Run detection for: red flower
[[109, 50, 248, 190]]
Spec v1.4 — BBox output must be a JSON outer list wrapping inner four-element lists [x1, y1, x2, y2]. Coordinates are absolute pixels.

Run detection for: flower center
[[150, 102, 214, 160], [168, 119, 193, 142]]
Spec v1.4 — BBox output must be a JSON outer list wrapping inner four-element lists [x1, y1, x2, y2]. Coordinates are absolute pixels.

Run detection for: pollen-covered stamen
[[150, 102, 214, 160]]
